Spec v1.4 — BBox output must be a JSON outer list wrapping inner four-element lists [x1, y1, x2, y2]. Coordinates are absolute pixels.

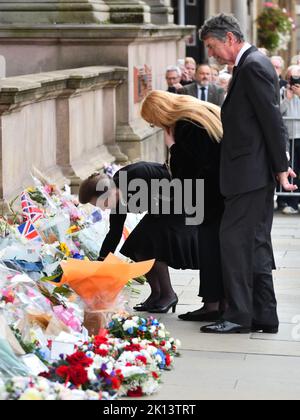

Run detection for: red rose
[[152, 371, 159, 379], [127, 387, 143, 398], [95, 348, 109, 357], [66, 351, 93, 368], [93, 330, 109, 347], [56, 365, 70, 380], [125, 344, 142, 352], [69, 365, 89, 387], [165, 354, 172, 367], [136, 355, 147, 365], [39, 371, 50, 379], [111, 377, 121, 390]]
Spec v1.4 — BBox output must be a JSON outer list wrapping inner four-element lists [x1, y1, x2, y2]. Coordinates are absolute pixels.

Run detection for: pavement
[[130, 214, 300, 400]]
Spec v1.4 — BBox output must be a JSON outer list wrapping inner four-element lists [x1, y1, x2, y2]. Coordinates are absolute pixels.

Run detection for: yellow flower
[[59, 242, 71, 257], [26, 187, 35, 193], [66, 225, 81, 235]]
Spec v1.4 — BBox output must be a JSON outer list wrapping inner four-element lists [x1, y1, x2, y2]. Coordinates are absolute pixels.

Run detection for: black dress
[[99, 161, 201, 269], [169, 120, 225, 303]]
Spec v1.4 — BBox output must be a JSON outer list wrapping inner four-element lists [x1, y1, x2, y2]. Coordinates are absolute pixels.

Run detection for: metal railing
[[276, 117, 300, 197]]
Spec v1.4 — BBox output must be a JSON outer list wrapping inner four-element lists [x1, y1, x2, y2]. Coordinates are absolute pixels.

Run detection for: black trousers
[[198, 220, 224, 303], [220, 183, 279, 327]]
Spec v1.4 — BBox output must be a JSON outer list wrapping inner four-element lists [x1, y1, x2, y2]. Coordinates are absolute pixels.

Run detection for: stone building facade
[[0, 1, 193, 204]]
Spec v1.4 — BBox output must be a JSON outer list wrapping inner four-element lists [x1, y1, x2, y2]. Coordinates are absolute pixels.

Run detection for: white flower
[[19, 389, 44, 400], [175, 339, 181, 348], [164, 342, 172, 350], [158, 330, 166, 338], [123, 320, 137, 331], [87, 366, 97, 382], [142, 378, 160, 396], [119, 366, 145, 378], [132, 316, 140, 323]]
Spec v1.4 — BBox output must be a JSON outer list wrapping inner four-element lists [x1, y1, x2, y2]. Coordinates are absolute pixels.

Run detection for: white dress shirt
[[235, 43, 252, 67]]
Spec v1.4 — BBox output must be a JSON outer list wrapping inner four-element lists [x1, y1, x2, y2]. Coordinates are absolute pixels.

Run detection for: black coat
[[99, 162, 171, 259], [169, 119, 224, 225], [220, 46, 288, 196]]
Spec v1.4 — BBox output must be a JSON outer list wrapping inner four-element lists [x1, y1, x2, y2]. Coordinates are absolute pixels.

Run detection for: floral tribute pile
[[0, 168, 181, 400]]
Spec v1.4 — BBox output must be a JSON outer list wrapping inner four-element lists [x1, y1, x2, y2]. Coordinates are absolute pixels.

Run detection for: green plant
[[257, 2, 295, 52]]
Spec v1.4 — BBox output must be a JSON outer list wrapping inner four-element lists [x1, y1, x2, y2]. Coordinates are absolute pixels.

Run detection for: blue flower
[[138, 326, 147, 332], [156, 349, 166, 369], [127, 327, 134, 335]]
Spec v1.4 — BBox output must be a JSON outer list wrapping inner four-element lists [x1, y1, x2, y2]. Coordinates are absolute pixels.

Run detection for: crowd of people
[[165, 50, 300, 215]]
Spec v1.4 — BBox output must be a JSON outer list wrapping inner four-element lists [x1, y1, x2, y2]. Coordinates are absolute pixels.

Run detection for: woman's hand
[[164, 128, 175, 149]]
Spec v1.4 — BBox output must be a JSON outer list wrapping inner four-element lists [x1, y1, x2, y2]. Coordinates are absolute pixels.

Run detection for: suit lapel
[[223, 46, 257, 107], [193, 83, 198, 99], [208, 84, 215, 103]]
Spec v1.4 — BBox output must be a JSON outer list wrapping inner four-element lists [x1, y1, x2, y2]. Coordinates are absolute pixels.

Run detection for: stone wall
[[0, 66, 127, 203]]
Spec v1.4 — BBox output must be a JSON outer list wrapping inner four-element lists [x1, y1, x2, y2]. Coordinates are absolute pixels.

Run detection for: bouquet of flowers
[[0, 376, 113, 400], [257, 2, 296, 52], [40, 350, 122, 398], [108, 315, 181, 366]]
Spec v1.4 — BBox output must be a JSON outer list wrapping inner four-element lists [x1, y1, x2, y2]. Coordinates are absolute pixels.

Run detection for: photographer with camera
[[280, 65, 300, 214]]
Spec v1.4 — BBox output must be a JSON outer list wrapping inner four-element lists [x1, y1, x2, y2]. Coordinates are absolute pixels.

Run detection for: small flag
[[21, 192, 44, 223], [91, 209, 102, 223], [17, 220, 41, 241]]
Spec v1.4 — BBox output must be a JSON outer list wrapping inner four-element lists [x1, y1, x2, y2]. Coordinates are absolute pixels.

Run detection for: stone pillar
[[0, 0, 110, 24], [178, 0, 185, 25], [232, 0, 248, 38], [144, 0, 174, 24], [104, 0, 151, 23]]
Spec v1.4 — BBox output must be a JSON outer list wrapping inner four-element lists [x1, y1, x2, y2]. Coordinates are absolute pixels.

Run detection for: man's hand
[[291, 84, 300, 97], [173, 82, 183, 91], [164, 128, 175, 149], [277, 167, 298, 191]]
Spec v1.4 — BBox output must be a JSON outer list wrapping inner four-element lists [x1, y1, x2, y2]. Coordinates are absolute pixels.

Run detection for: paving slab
[[129, 215, 300, 400]]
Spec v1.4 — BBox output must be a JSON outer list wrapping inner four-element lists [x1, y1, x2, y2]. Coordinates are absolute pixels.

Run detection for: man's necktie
[[200, 87, 206, 101]]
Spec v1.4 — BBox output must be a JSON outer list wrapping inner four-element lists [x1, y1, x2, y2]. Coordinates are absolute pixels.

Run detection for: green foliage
[[257, 3, 294, 52]]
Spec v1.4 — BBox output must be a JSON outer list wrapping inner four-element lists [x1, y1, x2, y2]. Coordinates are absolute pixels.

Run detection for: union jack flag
[[21, 192, 44, 223], [17, 220, 41, 241]]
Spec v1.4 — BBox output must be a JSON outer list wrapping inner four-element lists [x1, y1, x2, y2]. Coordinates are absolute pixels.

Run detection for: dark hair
[[199, 13, 244, 43], [78, 172, 113, 204]]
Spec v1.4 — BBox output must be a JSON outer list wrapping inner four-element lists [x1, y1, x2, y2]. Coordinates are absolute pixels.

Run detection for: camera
[[289, 76, 300, 86]]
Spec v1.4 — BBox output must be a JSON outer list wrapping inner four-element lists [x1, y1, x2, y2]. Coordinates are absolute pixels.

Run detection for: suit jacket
[[220, 46, 289, 196], [179, 83, 225, 106]]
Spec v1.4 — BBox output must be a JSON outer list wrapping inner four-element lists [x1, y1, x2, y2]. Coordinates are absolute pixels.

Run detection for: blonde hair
[[185, 57, 196, 67], [141, 90, 223, 142]]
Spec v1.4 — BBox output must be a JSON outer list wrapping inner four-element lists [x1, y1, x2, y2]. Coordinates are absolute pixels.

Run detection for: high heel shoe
[[149, 295, 179, 314], [133, 302, 150, 312]]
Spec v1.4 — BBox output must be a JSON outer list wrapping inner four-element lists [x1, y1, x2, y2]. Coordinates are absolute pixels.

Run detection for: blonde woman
[[181, 57, 197, 86], [141, 90, 225, 321]]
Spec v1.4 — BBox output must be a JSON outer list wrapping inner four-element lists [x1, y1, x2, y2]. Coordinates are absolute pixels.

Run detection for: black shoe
[[178, 310, 222, 322], [149, 295, 179, 314], [133, 303, 149, 312], [201, 321, 251, 334], [251, 322, 279, 334]]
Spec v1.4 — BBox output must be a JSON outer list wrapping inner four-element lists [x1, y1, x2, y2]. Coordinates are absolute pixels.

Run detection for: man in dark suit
[[179, 64, 225, 106], [199, 14, 297, 334]]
